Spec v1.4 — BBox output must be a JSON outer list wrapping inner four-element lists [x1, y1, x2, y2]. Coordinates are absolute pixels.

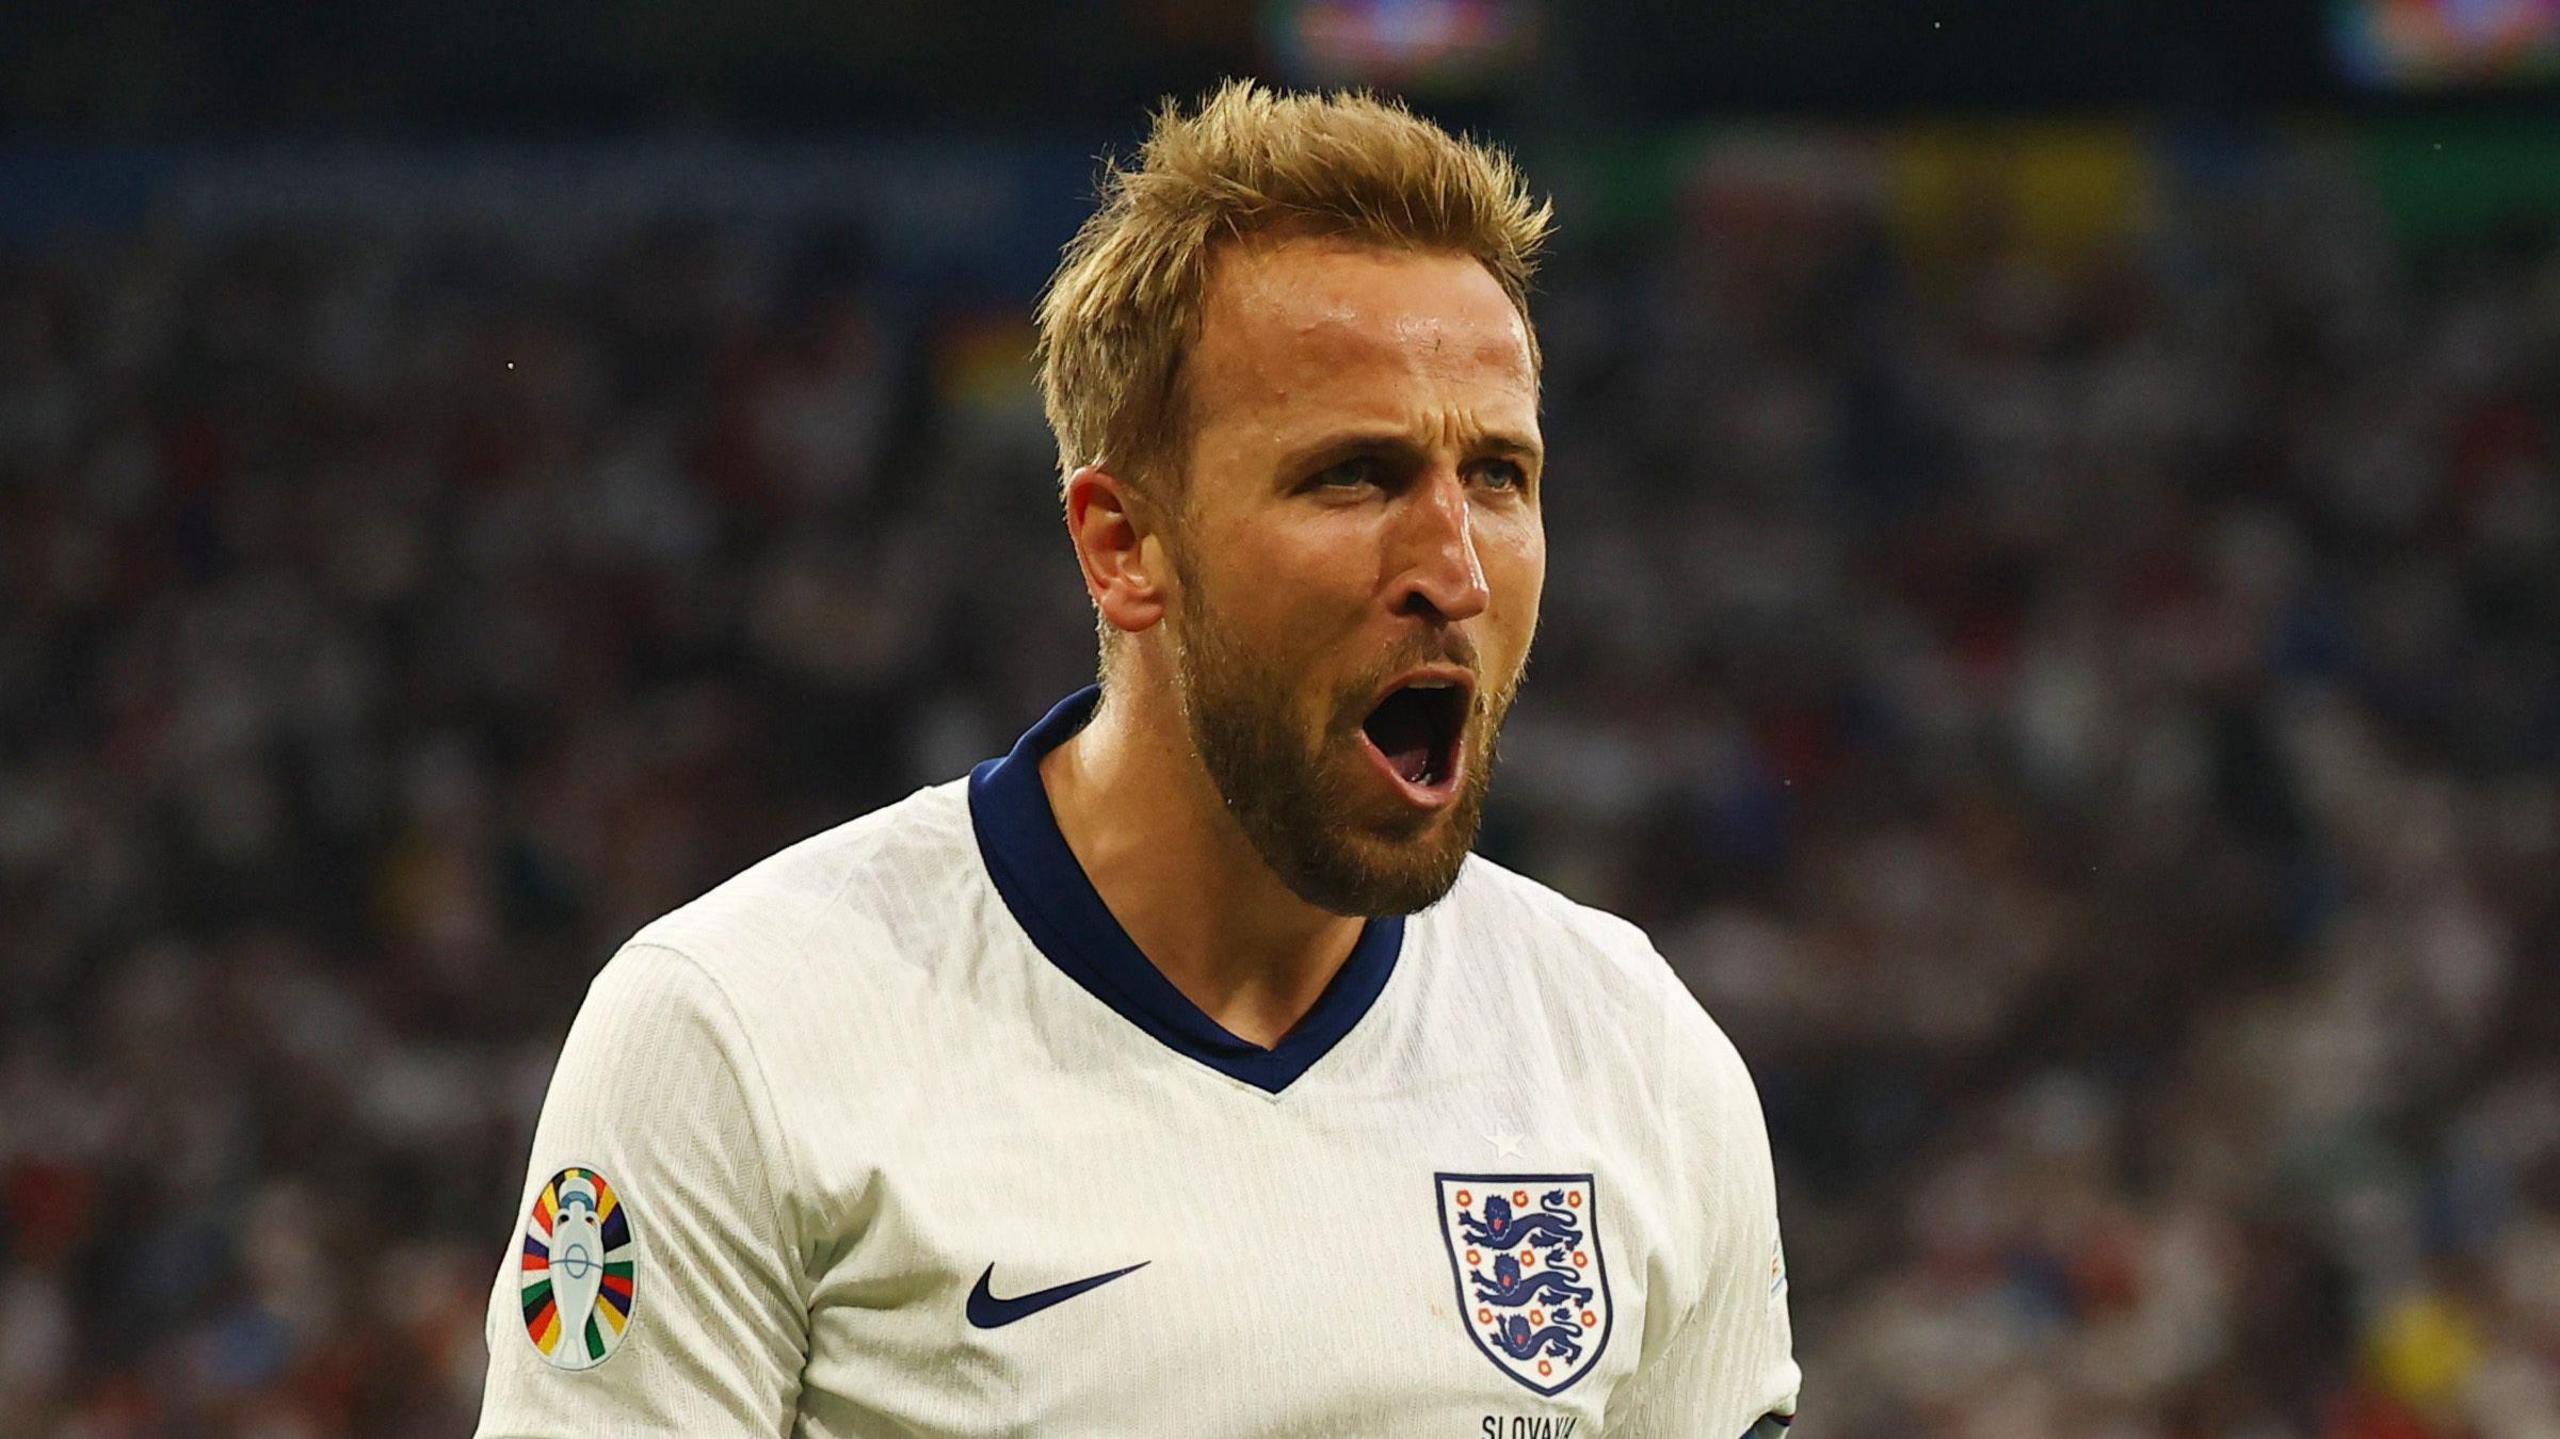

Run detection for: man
[[479, 81, 1799, 1437]]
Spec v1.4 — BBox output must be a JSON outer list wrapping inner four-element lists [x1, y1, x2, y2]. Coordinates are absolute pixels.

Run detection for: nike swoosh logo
[[966, 1261, 1149, 1329]]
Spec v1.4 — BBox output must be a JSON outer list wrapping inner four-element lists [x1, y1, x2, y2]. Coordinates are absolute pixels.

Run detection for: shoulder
[[1426, 853, 1768, 1133], [551, 779, 990, 1184], [618, 776, 980, 996], [552, 777, 995, 1104], [1434, 854, 1681, 990], [1430, 855, 1735, 1042]]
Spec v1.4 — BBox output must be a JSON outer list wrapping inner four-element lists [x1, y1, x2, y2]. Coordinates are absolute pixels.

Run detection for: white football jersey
[[477, 688, 1800, 1438]]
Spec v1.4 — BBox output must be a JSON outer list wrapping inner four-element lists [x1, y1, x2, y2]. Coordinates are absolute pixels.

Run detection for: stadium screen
[[2332, 0, 2560, 87], [1262, 0, 1536, 92]]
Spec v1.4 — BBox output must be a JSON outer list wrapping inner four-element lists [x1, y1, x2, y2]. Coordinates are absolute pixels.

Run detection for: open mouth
[[1359, 677, 1469, 796]]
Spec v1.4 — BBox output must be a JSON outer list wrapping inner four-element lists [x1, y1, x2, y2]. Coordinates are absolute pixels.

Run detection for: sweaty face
[[1161, 238, 1545, 917]]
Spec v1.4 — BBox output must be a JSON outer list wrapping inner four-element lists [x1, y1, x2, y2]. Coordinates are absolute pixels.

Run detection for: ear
[[1062, 464, 1174, 639]]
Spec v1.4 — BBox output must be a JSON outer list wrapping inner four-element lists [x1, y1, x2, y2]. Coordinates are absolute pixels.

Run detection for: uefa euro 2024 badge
[[1436, 1174, 1613, 1396], [520, 1167, 639, 1369]]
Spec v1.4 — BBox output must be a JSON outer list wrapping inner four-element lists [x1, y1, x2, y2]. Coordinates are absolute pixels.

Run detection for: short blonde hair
[[1035, 79, 1553, 511]]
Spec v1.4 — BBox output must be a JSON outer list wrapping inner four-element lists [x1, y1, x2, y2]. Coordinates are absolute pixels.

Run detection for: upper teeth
[[1408, 679, 1456, 689]]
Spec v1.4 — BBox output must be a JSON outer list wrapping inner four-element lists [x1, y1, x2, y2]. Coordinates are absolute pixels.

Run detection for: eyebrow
[[1277, 427, 1545, 476]]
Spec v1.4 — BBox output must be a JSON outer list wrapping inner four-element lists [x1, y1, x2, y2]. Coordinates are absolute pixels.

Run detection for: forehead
[[1187, 236, 1536, 436]]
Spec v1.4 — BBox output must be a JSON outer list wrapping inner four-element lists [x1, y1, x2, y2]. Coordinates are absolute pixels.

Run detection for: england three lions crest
[[1435, 1173, 1614, 1396]]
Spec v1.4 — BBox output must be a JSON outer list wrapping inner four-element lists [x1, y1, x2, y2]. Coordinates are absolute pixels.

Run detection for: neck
[[1038, 683, 1365, 1049]]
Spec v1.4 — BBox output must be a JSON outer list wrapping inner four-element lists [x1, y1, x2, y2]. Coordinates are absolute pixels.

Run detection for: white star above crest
[[1485, 1129, 1526, 1160]]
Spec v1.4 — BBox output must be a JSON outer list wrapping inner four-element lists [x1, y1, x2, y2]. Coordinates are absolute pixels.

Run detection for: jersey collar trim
[[968, 686, 1406, 1095]]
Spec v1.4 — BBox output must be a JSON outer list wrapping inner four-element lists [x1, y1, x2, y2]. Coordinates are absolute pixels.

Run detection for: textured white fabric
[[478, 774, 1798, 1437]]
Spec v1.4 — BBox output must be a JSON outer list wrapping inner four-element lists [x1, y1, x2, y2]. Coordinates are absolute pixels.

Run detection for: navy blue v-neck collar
[[967, 686, 1407, 1095]]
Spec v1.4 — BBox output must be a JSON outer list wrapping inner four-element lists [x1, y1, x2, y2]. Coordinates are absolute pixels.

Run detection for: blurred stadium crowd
[[2, 128, 2557, 1437]]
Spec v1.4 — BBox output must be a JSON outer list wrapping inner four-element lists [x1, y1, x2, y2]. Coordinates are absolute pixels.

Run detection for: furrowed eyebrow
[[1277, 433, 1416, 476], [1471, 432, 1544, 466], [1278, 428, 1544, 477]]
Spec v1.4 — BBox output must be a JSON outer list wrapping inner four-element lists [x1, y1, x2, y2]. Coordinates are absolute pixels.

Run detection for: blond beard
[[1165, 579, 1519, 918]]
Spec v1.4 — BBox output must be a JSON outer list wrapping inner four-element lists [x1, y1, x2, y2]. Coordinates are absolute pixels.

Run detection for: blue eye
[[1314, 456, 1380, 489], [1474, 459, 1528, 490]]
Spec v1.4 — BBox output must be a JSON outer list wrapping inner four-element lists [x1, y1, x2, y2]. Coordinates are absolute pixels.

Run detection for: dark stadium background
[[4, 3, 2558, 1435]]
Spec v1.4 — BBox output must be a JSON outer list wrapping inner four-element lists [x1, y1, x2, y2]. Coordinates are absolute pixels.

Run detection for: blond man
[[479, 81, 1800, 1437]]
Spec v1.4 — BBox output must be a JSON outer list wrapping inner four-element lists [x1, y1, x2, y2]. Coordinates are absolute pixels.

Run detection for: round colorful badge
[[519, 1167, 638, 1369]]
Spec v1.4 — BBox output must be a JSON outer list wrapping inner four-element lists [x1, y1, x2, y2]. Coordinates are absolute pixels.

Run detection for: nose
[[1390, 466, 1491, 624]]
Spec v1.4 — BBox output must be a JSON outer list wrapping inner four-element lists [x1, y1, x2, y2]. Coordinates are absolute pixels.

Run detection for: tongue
[[1365, 692, 1438, 784]]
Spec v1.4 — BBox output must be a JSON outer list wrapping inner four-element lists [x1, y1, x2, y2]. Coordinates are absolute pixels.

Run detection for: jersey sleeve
[[1603, 1003, 1802, 1438], [476, 941, 810, 1437]]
